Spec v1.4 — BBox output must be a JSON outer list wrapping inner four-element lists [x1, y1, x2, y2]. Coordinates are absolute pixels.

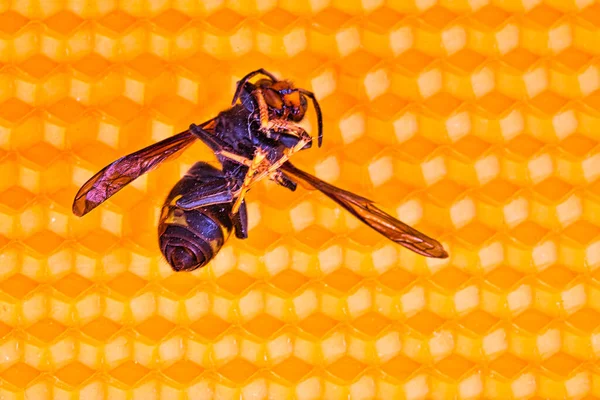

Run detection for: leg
[[189, 124, 253, 167], [231, 147, 267, 214], [233, 199, 248, 239], [190, 124, 297, 197], [246, 136, 312, 191], [175, 177, 236, 210], [231, 68, 278, 106], [299, 88, 323, 147], [270, 170, 297, 191]]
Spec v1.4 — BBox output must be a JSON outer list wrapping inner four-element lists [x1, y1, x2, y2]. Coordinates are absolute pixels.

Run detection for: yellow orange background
[[1, 0, 600, 399]]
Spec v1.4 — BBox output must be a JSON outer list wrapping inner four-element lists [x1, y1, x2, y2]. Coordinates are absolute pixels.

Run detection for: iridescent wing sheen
[[280, 162, 448, 258], [73, 129, 200, 217]]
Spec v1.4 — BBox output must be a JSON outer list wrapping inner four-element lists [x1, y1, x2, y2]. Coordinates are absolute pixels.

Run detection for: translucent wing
[[73, 129, 199, 217], [281, 162, 448, 258]]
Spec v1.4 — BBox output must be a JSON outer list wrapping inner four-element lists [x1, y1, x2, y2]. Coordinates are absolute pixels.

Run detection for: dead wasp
[[73, 69, 448, 271]]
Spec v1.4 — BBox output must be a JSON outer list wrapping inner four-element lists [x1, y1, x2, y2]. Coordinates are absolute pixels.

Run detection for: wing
[[280, 162, 448, 258], [73, 129, 199, 217]]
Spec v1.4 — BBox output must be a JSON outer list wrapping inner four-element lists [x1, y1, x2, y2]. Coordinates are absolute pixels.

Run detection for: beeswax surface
[[1, 0, 600, 399]]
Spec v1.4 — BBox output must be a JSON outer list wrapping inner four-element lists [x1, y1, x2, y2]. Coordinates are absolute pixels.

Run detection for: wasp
[[73, 69, 448, 272]]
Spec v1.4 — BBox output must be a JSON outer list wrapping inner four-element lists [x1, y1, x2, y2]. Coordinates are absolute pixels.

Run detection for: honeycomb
[[1, 0, 600, 399]]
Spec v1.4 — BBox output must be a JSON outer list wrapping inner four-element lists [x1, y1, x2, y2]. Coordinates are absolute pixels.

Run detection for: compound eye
[[255, 78, 273, 87], [264, 88, 283, 109], [300, 94, 308, 108]]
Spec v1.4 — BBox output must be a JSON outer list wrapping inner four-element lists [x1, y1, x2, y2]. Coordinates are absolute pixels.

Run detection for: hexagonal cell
[[0, 11, 30, 35], [44, 10, 84, 37], [550, 48, 597, 98], [512, 219, 550, 247], [377, 267, 416, 293], [81, 317, 122, 342], [272, 356, 313, 383], [539, 353, 589, 399], [415, 7, 466, 57], [217, 358, 258, 384], [269, 269, 309, 294], [419, 92, 468, 143], [486, 354, 535, 399], [503, 135, 554, 186], [151, 9, 192, 34], [390, 49, 442, 101], [18, 54, 59, 82], [162, 360, 204, 385], [335, 50, 383, 98], [529, 92, 576, 142], [444, 49, 493, 99], [364, 8, 412, 58], [135, 315, 175, 342], [93, 17, 146, 61], [405, 310, 446, 339], [563, 308, 600, 360], [100, 96, 143, 126], [475, 178, 526, 230], [455, 310, 506, 361], [560, 221, 600, 271], [453, 222, 497, 250], [448, 136, 499, 186], [180, 54, 226, 85], [298, 312, 338, 338], [574, 4, 600, 55], [255, 13, 306, 59], [473, 91, 522, 139], [351, 312, 390, 338], [556, 135, 600, 184], [0, 98, 34, 128], [482, 265, 531, 318], [507, 220, 558, 271], [326, 355, 365, 382], [0, 362, 41, 388], [511, 310, 560, 361], [109, 361, 150, 386], [106, 272, 148, 299], [55, 362, 95, 388], [534, 265, 585, 316], [435, 354, 476, 381], [243, 314, 285, 339], [521, 5, 571, 56], [160, 273, 201, 297], [432, 358, 482, 398], [367, 96, 412, 144], [22, 230, 65, 256], [0, 273, 39, 300], [126, 57, 178, 105], [216, 270, 255, 296], [313, 7, 352, 35], [205, 9, 245, 32], [97, 10, 137, 34], [423, 179, 472, 229], [53, 273, 93, 299], [322, 267, 362, 293], [189, 314, 231, 341], [26, 319, 66, 343], [497, 48, 547, 99], [428, 266, 477, 317], [467, 5, 517, 55], [71, 53, 112, 80]]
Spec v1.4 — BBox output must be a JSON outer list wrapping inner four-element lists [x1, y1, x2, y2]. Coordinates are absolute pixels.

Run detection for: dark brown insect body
[[73, 69, 447, 272], [158, 162, 245, 270]]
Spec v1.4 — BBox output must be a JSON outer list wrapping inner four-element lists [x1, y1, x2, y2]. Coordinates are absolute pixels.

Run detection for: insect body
[[158, 162, 247, 271], [73, 69, 448, 272]]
